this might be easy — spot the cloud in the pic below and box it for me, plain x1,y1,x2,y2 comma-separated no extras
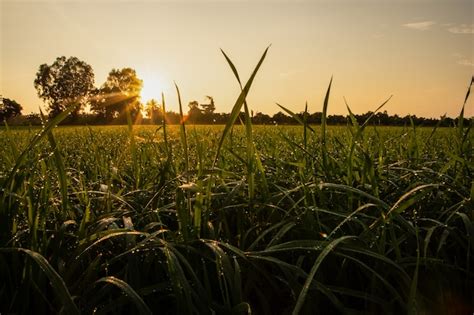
402,21,436,31
448,24,474,34
458,59,474,67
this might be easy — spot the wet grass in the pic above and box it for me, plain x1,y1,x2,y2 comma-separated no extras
0,51,472,314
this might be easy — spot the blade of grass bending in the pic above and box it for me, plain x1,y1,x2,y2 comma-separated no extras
162,246,193,315
96,276,152,315
276,103,315,133
220,49,243,88
0,248,80,315
360,96,392,130
220,47,271,201
76,230,147,259
335,252,406,308
292,236,355,315
387,184,438,216
213,46,270,167
316,183,390,210
369,184,438,230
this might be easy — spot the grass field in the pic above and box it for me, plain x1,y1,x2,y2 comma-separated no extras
0,52,472,314
0,118,472,314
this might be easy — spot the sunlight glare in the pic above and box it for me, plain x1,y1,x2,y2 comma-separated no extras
140,75,165,103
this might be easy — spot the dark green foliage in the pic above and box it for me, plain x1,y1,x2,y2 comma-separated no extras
34,56,95,119
0,97,23,121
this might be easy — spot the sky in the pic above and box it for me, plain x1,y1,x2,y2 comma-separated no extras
1,0,473,118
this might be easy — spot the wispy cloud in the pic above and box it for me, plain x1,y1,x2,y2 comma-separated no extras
451,53,474,67
448,24,474,34
402,21,435,31
457,59,474,67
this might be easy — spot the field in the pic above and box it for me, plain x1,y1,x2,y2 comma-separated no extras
1,52,473,314
0,113,473,314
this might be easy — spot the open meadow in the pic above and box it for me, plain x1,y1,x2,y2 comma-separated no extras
0,114,472,314
2,0,474,313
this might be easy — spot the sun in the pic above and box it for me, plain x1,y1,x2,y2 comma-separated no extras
140,76,165,104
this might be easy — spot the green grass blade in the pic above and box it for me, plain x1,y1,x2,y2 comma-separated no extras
0,248,80,315
96,276,152,315
213,46,270,167
175,83,189,177
292,236,355,315
321,77,333,173
276,103,315,132
40,110,69,216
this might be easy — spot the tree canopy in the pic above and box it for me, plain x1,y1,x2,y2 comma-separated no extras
0,97,23,121
91,68,143,122
34,56,95,118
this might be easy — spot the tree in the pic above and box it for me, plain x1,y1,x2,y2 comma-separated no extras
200,95,216,115
91,68,143,122
188,100,202,123
0,97,23,121
145,99,162,124
252,112,271,124
34,56,95,118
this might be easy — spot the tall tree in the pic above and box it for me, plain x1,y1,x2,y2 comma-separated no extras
34,56,95,118
145,99,162,124
200,95,216,115
0,97,23,121
92,68,143,122
187,100,202,124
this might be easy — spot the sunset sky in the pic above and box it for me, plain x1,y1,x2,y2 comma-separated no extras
1,0,473,118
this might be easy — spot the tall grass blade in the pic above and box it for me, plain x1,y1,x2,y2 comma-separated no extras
292,236,355,315
175,83,189,177
96,276,152,315
0,248,80,315
213,46,270,167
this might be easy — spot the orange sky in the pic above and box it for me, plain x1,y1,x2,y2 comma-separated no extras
1,0,473,118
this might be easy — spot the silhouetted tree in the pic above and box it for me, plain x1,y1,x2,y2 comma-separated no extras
0,97,23,121
272,111,293,124
92,68,143,123
252,112,271,124
188,100,202,123
34,56,95,118
200,96,216,115
145,99,162,124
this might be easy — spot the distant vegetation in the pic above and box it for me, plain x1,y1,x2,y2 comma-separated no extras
1,55,472,127
2,97,472,128
0,97,22,121
0,48,472,314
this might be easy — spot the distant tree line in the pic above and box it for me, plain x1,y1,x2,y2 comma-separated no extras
1,55,471,127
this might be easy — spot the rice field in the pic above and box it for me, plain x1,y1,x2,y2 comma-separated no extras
0,52,472,314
